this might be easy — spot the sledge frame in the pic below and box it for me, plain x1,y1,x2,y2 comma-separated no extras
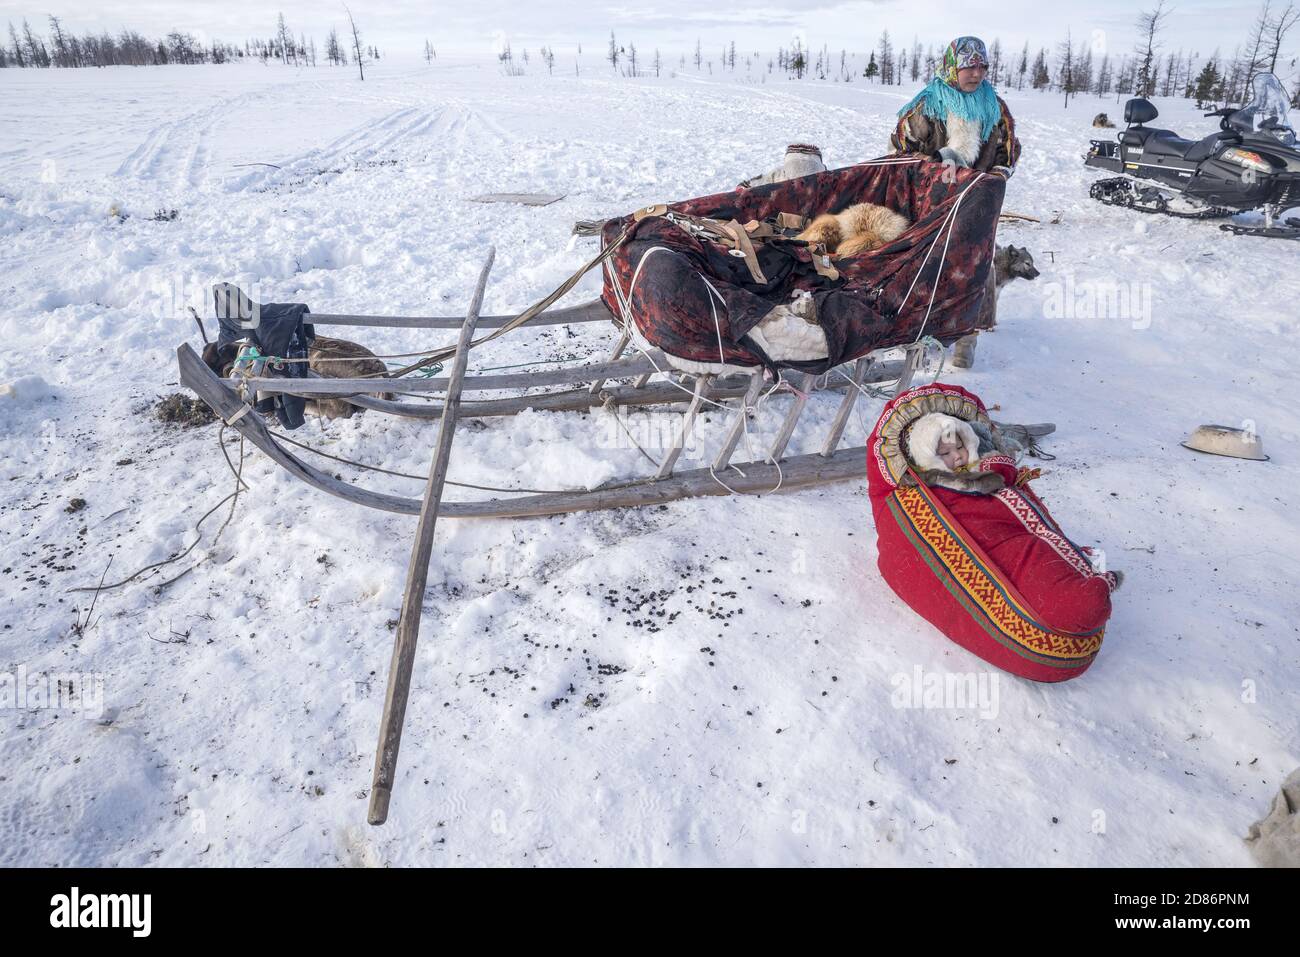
178,290,926,519
177,338,913,518
175,260,952,828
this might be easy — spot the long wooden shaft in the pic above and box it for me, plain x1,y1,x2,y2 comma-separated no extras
368,248,495,826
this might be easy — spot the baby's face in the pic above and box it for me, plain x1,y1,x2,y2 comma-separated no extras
937,435,968,470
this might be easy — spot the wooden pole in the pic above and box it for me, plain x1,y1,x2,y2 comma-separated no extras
367,248,495,826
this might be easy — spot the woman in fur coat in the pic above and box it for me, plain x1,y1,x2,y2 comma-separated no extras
891,36,1021,177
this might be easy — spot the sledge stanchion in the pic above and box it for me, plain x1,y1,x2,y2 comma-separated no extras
368,247,494,827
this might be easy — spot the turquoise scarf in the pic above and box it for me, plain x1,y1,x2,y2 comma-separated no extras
898,77,1002,141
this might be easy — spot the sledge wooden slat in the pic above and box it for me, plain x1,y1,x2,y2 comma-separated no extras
768,372,813,462
894,342,925,396
820,356,872,458
343,376,752,418
589,328,630,395
368,247,495,827
337,360,904,419
656,374,710,480
307,298,611,329
712,371,766,472
237,352,666,394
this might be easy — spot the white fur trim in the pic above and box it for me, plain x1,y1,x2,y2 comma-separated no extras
627,320,751,376
944,114,984,167
906,413,980,472
749,297,829,362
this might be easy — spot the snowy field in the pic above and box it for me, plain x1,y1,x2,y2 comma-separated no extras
1,58,1297,867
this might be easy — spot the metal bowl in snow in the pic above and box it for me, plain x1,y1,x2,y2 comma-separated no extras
1181,424,1269,461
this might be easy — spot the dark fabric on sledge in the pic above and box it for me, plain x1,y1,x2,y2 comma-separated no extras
214,294,316,431
599,159,1005,374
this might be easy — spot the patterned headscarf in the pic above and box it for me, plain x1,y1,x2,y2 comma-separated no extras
898,35,1000,141
941,36,989,88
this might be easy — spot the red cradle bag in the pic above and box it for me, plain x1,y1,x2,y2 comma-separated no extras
867,384,1117,682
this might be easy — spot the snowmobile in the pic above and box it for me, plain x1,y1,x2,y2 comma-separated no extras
1085,73,1300,239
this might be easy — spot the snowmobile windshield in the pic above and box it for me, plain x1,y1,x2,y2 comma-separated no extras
1230,74,1296,147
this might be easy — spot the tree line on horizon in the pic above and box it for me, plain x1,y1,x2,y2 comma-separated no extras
0,12,387,72
6,3,1298,109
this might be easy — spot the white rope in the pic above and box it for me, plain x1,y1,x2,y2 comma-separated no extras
609,252,795,494
911,173,985,344
610,246,740,413
892,172,986,329
699,273,730,367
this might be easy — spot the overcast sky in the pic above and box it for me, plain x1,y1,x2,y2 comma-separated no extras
0,1,1282,66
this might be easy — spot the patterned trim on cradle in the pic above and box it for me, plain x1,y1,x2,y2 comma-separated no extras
888,486,1104,667
871,386,990,488
993,487,1098,580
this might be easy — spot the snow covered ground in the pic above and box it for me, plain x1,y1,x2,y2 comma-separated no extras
2,58,1297,867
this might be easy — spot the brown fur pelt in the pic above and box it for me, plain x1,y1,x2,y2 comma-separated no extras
796,202,911,258
200,336,394,420
905,467,1006,494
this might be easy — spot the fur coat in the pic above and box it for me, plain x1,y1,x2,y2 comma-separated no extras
890,96,1021,174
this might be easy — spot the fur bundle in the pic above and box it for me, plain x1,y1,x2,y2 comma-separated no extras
201,335,393,420
796,202,911,258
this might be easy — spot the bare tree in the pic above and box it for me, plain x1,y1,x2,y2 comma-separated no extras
48,15,74,67
21,18,49,67
1058,29,1078,106
877,30,894,85
344,5,364,80
9,22,25,68
1135,0,1171,96
1266,1,1300,73
275,12,293,64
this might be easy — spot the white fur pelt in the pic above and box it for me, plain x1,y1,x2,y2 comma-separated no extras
906,412,980,472
749,291,828,361
940,114,984,167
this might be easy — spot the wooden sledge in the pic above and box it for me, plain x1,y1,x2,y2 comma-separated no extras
178,249,936,826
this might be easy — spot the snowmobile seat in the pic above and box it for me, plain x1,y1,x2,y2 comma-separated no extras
1144,131,1198,160
1183,131,1240,163
1123,97,1159,125
1120,129,1148,147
